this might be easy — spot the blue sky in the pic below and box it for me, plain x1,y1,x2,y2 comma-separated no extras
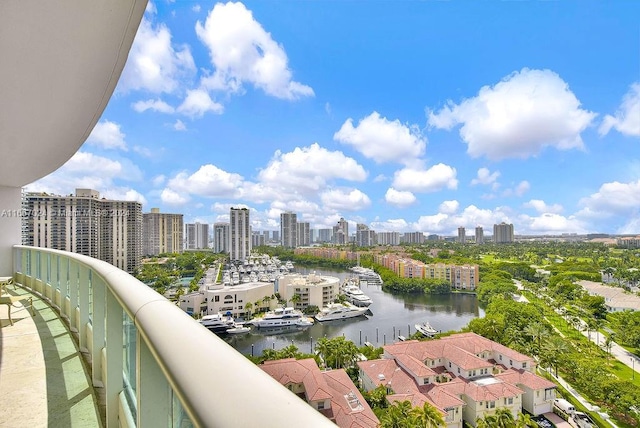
29,1,640,236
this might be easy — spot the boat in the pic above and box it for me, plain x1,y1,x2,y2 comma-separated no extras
351,266,383,286
296,317,314,327
199,313,235,334
415,321,438,337
251,307,307,328
342,284,373,307
226,323,251,334
284,261,294,270
314,303,369,322
397,335,406,341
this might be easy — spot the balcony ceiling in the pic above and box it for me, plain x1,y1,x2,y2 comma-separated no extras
0,0,147,188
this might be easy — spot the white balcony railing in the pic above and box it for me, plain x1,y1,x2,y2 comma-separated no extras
13,245,332,428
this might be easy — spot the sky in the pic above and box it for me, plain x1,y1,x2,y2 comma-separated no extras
27,1,640,236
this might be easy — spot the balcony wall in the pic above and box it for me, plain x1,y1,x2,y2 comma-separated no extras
13,245,332,427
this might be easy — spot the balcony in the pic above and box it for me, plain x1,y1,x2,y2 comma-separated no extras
1,245,331,427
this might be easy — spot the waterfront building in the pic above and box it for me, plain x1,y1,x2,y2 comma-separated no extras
493,222,514,243
280,211,297,248
294,247,358,262
401,231,425,244
358,333,556,428
317,228,332,243
356,224,376,247
185,222,209,250
262,358,379,428
377,231,400,246
297,221,311,247
475,226,484,244
143,208,183,256
213,222,230,253
278,272,340,310
230,207,251,261
23,189,142,273
458,226,466,244
333,217,349,245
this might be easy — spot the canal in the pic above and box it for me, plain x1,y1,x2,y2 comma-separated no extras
222,267,484,356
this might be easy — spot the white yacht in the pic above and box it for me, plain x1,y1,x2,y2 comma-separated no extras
226,323,251,335
314,303,369,322
251,307,308,328
199,313,235,334
342,284,373,307
415,321,438,337
351,266,383,286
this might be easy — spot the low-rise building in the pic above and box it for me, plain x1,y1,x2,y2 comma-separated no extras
261,358,379,428
277,273,341,310
358,332,556,428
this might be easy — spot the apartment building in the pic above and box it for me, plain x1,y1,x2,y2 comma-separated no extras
278,273,340,311
356,224,376,247
185,222,209,250
143,208,183,256
377,231,400,246
458,227,466,244
401,232,425,244
280,211,297,248
23,188,142,273
261,358,378,428
475,226,484,244
317,228,332,243
493,222,514,243
358,333,556,428
297,221,311,247
333,217,349,245
213,222,230,254
230,207,251,261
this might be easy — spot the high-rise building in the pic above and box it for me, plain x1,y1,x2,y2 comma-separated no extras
143,208,183,256
401,232,425,244
475,226,484,244
271,230,280,243
332,217,349,245
356,224,376,247
22,189,142,273
317,228,332,243
230,208,251,261
377,231,400,246
185,222,209,249
493,222,514,243
213,222,230,253
280,211,297,248
297,222,310,247
252,231,266,247
457,226,466,244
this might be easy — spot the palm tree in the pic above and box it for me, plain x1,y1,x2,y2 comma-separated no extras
244,302,253,318
524,322,548,356
290,293,301,309
380,401,416,428
516,412,537,428
493,408,515,428
411,402,445,428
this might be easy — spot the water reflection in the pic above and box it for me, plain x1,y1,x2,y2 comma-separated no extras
223,267,483,356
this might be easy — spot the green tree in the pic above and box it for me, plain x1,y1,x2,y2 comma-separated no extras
411,402,445,427
380,401,416,428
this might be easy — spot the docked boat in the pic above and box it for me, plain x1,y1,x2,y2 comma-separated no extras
226,323,251,334
351,266,383,286
284,261,294,270
342,284,373,307
315,303,369,322
199,313,235,334
251,307,308,328
415,321,438,337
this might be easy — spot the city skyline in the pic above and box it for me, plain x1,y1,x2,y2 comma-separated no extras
25,1,640,236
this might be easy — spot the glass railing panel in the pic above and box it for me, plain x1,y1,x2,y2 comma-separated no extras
123,312,137,421
172,390,194,428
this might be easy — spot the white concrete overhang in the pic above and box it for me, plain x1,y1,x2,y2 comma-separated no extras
0,0,148,187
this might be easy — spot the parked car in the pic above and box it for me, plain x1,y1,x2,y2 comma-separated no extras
573,411,596,428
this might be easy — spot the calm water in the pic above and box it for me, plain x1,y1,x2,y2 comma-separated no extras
222,267,483,356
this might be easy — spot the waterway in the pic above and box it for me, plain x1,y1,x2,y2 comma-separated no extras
222,267,483,356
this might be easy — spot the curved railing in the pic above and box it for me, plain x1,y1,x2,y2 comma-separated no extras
13,245,332,427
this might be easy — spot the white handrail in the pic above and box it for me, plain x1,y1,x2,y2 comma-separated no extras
13,245,332,428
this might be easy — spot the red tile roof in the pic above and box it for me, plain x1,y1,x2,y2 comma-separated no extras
495,369,556,390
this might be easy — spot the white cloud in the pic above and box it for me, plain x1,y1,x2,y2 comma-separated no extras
258,143,367,195
515,181,530,196
392,163,458,193
471,167,500,186
439,200,459,214
166,164,244,199
334,112,426,164
173,119,187,131
196,2,313,100
370,218,410,232
102,188,147,205
579,180,640,216
523,199,563,214
87,120,127,150
428,68,596,160
385,188,416,207
119,16,195,94
320,188,371,211
599,83,640,137
132,145,154,158
161,188,190,205
177,89,224,117
132,98,175,113
519,213,587,234
152,175,166,186
192,4,201,13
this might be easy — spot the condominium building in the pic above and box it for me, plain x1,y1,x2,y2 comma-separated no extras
401,231,425,244
493,222,514,243
297,221,310,247
278,273,340,310
475,226,484,244
213,222,230,254
332,217,348,245
358,333,556,428
230,207,251,261
185,222,209,250
377,231,400,246
280,211,297,248
22,189,142,273
356,223,376,247
143,208,183,256
252,231,266,247
458,226,466,244
317,228,332,243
